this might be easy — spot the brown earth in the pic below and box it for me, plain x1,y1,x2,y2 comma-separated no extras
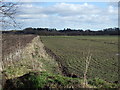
2,34,37,58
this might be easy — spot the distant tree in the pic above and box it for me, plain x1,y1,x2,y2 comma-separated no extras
66,28,71,31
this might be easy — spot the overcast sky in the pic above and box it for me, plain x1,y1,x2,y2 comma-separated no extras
12,2,118,30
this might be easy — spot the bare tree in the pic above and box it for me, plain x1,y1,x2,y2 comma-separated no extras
0,0,19,28
83,50,92,88
0,0,20,89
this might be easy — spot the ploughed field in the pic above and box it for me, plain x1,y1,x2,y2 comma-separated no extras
41,36,118,82
2,34,37,68
2,34,36,57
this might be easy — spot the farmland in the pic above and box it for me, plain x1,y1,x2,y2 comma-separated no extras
2,34,37,58
2,34,119,89
2,34,60,79
41,36,118,82
2,34,37,68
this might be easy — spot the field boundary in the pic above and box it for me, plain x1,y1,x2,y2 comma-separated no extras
40,37,79,78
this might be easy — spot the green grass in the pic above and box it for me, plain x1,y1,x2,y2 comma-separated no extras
4,71,83,89
41,36,118,82
4,71,119,89
88,78,119,88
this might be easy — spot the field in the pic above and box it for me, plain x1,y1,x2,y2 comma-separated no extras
2,34,36,57
2,34,61,79
41,36,118,82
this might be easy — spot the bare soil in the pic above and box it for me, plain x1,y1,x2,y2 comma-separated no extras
2,34,37,59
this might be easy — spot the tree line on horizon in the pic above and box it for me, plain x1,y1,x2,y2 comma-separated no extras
2,27,120,35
